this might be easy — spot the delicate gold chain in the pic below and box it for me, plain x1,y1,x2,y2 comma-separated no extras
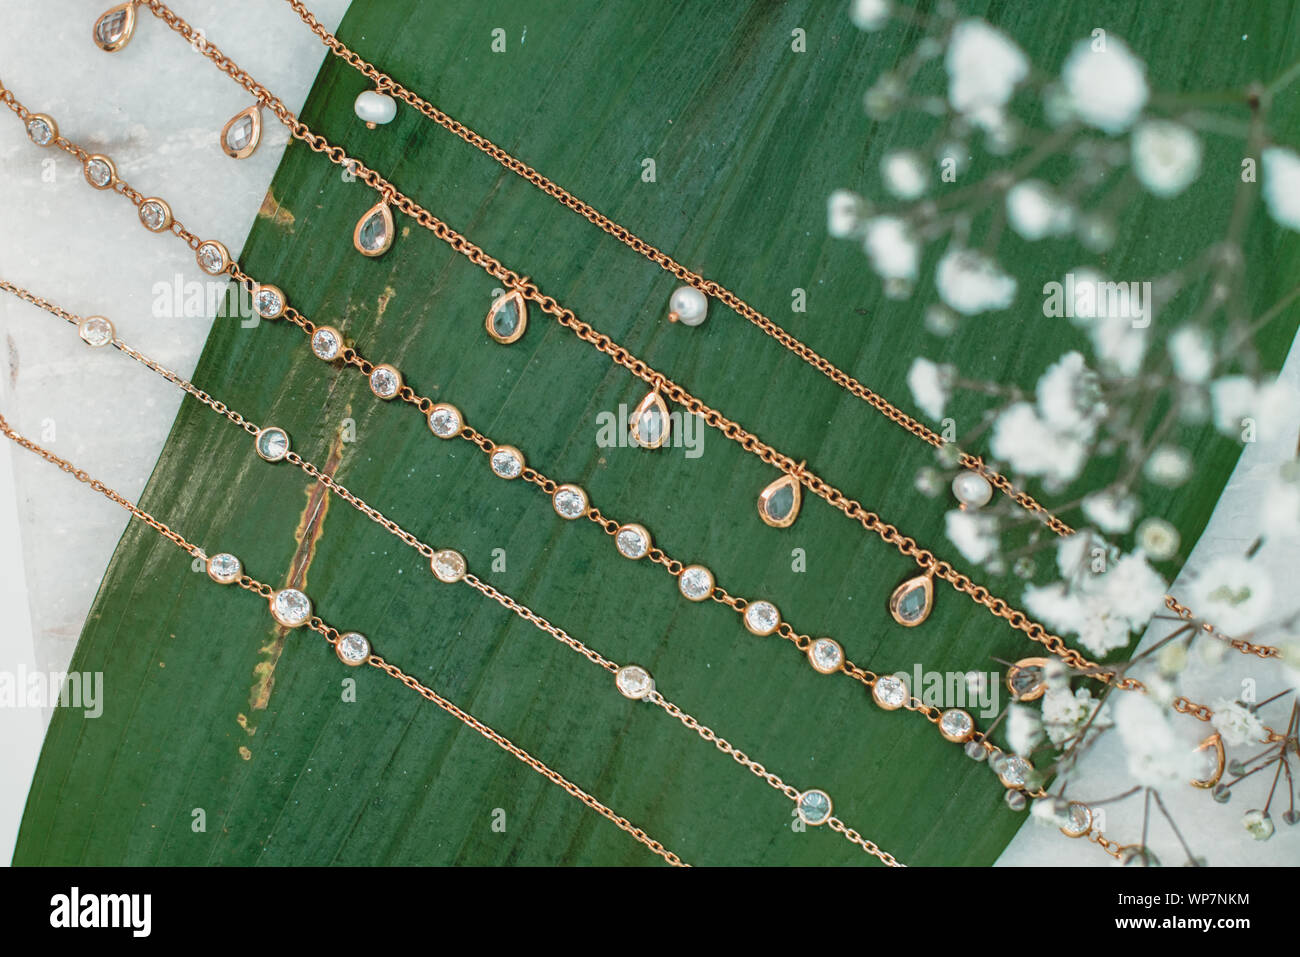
279,0,1070,533
2,281,902,866
273,1,1286,665
0,407,687,867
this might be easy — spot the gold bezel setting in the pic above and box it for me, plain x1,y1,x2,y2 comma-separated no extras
796,789,833,826
83,153,117,190
196,240,231,276
270,588,313,628
138,197,173,233
614,523,651,560
205,553,243,585
92,3,137,52
353,200,395,257
336,632,372,666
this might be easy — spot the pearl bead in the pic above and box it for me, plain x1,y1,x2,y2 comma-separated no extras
951,471,993,508
354,90,397,126
668,285,708,326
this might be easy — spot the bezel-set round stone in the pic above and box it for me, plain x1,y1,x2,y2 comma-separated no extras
489,446,524,479
255,426,290,462
678,565,714,602
615,664,655,700
310,326,343,361
939,708,976,743
743,600,780,636
614,523,651,560
83,154,116,190
1060,802,1092,838
138,197,173,232
552,484,588,520
427,403,463,439
26,113,56,146
336,632,371,666
270,588,312,627
796,789,833,826
996,754,1033,789
431,548,467,583
369,364,402,399
252,284,286,320
196,240,231,276
871,674,909,711
206,552,242,585
807,638,844,674
77,315,115,348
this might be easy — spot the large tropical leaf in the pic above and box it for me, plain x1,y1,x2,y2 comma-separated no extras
15,0,1300,866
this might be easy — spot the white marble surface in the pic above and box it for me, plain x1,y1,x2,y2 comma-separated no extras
0,0,350,864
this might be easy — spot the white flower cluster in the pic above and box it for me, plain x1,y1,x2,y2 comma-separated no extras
1023,533,1167,656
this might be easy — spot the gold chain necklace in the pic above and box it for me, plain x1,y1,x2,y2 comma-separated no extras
0,279,903,866
269,0,1279,664
0,410,686,866
68,9,1282,698
17,14,1271,727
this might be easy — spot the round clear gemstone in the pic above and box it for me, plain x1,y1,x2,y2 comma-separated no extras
77,316,114,347
552,485,587,520
428,405,462,438
431,549,467,583
85,157,112,187
490,447,523,479
139,200,168,231
615,665,654,700
253,286,284,318
271,588,312,627
1060,802,1092,837
336,632,371,666
311,328,341,361
940,709,975,742
256,427,290,462
996,754,1033,789
369,366,400,398
872,674,908,710
615,524,650,559
196,241,227,274
206,553,242,584
744,600,780,635
808,638,843,674
797,789,832,826
678,565,714,601
26,117,53,145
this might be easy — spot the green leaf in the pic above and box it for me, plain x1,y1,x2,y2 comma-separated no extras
15,0,1300,866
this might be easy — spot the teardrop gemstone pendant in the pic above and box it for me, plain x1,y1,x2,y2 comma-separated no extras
757,468,803,528
92,3,136,52
485,289,527,344
221,105,263,159
630,390,671,449
888,571,934,627
353,201,394,257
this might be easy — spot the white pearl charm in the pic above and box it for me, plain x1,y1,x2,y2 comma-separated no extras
668,285,708,327
952,470,994,509
354,90,397,127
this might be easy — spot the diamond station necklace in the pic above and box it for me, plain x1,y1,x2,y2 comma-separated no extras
0,278,903,865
